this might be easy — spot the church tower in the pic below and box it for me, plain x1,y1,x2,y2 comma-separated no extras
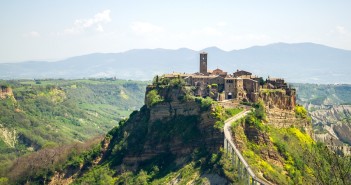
200,52,207,75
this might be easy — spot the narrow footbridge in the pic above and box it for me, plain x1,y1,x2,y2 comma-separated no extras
223,111,272,185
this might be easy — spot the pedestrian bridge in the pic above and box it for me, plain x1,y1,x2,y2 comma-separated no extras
223,111,272,185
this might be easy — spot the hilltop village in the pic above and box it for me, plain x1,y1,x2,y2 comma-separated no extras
156,52,296,103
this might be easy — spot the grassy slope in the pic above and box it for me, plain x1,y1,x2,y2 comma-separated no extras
230,104,351,185
0,79,147,174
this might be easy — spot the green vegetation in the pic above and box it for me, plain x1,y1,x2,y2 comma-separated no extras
152,75,185,88
252,100,266,121
64,101,241,184
293,83,351,105
212,105,243,129
195,97,214,111
68,146,241,184
231,102,351,185
211,83,218,88
169,77,186,87
146,89,163,107
0,79,147,176
7,137,102,184
225,107,243,117
295,105,308,119
260,88,285,95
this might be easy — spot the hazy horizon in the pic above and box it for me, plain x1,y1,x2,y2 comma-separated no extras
0,41,350,64
1,1,351,62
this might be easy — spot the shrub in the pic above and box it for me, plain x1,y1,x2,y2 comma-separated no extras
195,97,214,111
146,90,163,107
214,120,224,129
169,77,185,87
253,100,266,121
295,105,308,119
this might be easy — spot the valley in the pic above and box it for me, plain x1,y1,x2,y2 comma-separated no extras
0,79,147,175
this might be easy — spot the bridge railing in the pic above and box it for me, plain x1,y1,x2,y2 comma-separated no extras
223,112,272,185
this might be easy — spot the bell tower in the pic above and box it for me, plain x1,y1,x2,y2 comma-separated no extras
200,52,207,75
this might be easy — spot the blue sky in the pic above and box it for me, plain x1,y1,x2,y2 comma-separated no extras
1,0,350,62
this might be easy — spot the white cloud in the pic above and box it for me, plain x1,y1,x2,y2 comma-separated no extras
24,31,40,38
130,22,164,35
64,9,111,34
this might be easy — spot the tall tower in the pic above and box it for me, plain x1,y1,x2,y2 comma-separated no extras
200,52,208,75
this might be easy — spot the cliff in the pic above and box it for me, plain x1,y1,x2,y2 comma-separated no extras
103,85,223,171
259,89,296,110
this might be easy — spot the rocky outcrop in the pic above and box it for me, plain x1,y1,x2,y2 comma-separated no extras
0,86,13,99
260,89,296,110
119,103,223,169
149,101,200,122
266,108,310,129
259,89,312,134
105,86,224,171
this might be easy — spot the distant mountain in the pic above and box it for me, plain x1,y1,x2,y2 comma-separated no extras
1,42,351,84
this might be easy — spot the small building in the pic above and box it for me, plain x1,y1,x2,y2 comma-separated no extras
234,70,252,78
210,68,227,77
266,77,287,89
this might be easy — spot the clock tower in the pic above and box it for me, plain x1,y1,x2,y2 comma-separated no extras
200,52,208,75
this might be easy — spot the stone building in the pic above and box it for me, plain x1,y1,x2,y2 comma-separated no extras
266,77,287,89
199,52,208,75
158,52,293,103
233,70,252,78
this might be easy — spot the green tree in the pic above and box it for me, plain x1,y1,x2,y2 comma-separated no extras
146,89,163,107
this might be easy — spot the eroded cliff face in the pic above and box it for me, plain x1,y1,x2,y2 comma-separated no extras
259,89,311,132
259,90,296,110
149,101,200,123
265,108,311,130
105,86,223,171
308,105,351,146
